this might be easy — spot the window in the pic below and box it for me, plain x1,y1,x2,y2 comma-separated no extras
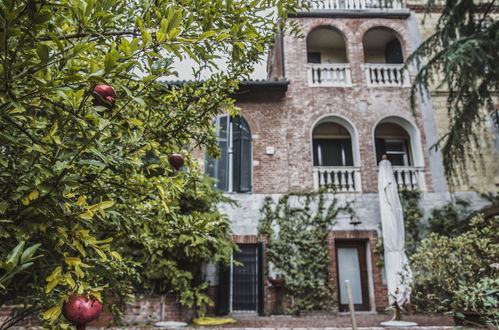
312,121,353,166
374,122,412,166
205,115,252,192
313,139,353,166
375,139,410,166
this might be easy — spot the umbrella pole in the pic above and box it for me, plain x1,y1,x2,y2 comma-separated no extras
395,304,401,321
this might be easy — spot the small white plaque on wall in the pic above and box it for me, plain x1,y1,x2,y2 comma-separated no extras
253,160,260,166
266,146,275,155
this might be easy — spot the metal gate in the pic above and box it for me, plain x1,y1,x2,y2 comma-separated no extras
232,244,258,311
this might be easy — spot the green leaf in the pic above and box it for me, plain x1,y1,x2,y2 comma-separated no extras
20,243,41,264
104,49,118,73
6,241,26,268
36,44,50,62
0,201,9,214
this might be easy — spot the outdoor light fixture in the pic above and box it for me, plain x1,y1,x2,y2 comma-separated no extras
349,217,361,226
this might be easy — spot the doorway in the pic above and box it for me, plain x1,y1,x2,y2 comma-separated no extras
217,243,264,314
336,240,370,311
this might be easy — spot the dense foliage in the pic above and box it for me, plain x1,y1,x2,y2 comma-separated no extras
0,0,300,326
407,0,499,180
258,192,353,314
410,215,499,326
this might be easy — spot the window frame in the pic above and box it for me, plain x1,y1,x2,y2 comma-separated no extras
206,115,252,193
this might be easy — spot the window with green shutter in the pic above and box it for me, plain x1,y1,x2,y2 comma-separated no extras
205,115,252,192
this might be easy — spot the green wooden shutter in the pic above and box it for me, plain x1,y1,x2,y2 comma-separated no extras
232,116,252,193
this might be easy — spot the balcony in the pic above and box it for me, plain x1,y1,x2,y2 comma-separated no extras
301,0,404,10
392,166,426,191
308,63,352,87
313,166,362,192
364,64,410,87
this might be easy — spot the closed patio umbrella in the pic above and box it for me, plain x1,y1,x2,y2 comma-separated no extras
378,158,413,312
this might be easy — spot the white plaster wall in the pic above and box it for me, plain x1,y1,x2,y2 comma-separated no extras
219,192,490,236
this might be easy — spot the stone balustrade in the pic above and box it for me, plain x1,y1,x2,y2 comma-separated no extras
307,63,352,87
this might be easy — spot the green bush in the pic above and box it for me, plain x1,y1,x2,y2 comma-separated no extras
411,214,498,325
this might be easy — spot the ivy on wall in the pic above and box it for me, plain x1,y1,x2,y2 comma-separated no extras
258,191,353,314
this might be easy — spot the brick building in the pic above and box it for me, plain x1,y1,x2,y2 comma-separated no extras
201,0,496,317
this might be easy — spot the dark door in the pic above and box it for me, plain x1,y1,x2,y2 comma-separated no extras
336,240,370,311
232,244,258,311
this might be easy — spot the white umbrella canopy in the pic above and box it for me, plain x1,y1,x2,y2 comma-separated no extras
378,159,413,308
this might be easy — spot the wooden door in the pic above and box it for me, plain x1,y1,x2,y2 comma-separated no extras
336,240,370,311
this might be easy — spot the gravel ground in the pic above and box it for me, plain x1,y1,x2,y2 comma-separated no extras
187,313,456,328
9,313,465,330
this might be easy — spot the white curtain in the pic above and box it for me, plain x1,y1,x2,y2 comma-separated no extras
378,159,412,308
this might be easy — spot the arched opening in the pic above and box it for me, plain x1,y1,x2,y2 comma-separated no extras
311,116,361,192
363,28,403,64
307,26,347,64
312,122,353,166
306,27,351,86
205,115,252,192
374,123,412,166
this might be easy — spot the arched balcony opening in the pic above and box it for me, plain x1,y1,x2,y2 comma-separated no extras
374,119,426,190
363,27,409,87
306,27,351,87
312,118,361,192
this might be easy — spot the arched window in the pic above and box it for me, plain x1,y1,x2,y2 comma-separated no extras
307,26,348,64
312,122,353,166
205,115,252,192
363,27,403,64
374,123,412,166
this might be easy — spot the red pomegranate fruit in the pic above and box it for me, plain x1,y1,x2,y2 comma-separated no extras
168,154,185,170
63,294,102,326
92,84,116,107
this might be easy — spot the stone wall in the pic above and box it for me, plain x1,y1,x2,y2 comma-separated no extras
405,5,499,192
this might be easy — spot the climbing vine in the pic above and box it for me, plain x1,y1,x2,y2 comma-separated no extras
399,188,425,256
258,191,354,314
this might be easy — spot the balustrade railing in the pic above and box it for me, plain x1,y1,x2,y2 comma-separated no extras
392,166,426,191
301,0,403,10
364,64,410,87
307,63,352,87
313,166,362,192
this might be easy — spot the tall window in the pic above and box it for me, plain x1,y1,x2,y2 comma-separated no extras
312,122,353,166
374,123,412,166
205,115,252,192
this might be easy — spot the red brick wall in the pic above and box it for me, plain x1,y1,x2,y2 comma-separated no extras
234,16,434,194
327,230,388,311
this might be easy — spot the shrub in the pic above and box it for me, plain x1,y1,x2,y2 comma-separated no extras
411,214,498,325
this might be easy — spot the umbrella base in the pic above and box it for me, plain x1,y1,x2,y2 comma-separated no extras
381,320,418,327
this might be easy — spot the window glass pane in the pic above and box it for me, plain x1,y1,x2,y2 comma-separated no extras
386,153,405,166
337,247,362,304
217,139,229,191
385,140,405,152
205,116,229,191
313,139,352,166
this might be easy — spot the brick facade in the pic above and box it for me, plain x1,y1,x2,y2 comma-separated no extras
239,16,435,194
